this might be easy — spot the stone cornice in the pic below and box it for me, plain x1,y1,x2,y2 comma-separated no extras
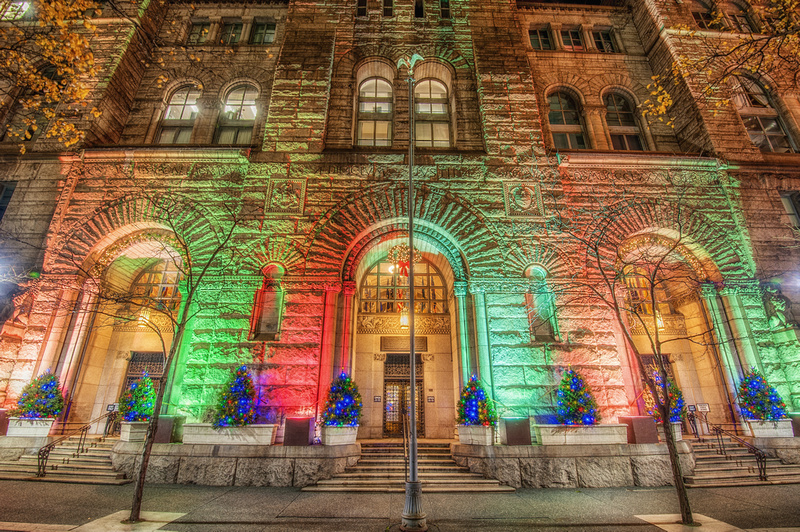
69,148,252,164
556,152,723,172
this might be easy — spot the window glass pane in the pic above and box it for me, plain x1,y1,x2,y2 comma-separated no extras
220,22,242,44
358,121,375,145
188,23,210,44
416,123,432,142
570,133,587,149
626,134,643,151
432,123,449,147
552,133,569,150
174,128,192,144
374,121,391,143
251,22,276,44
611,134,625,150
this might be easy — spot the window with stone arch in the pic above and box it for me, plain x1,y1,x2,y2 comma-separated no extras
131,260,182,314
216,83,258,145
692,0,724,29
524,265,559,342
415,79,450,148
604,91,646,151
357,77,393,147
547,90,588,150
731,76,796,153
158,85,201,145
359,258,447,314
727,2,756,32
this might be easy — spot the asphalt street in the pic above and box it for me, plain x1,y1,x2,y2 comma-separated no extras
0,481,799,531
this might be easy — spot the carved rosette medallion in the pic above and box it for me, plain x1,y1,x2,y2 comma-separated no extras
267,179,306,214
504,181,544,217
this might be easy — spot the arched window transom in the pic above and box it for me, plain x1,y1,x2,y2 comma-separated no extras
414,79,450,148
605,93,644,151
360,258,447,314
159,87,200,145
732,77,795,153
216,84,258,145
548,92,587,150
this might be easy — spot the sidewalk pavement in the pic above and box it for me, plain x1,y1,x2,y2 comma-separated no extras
0,481,799,531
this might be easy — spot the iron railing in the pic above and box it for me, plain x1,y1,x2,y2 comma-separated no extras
37,411,118,478
687,411,768,481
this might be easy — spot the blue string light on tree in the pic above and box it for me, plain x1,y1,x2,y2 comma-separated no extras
644,371,685,423
10,370,65,419
322,372,362,427
213,365,257,428
119,372,156,422
738,368,787,421
456,376,497,426
555,368,600,426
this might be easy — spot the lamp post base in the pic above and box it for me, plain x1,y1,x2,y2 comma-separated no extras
400,481,427,531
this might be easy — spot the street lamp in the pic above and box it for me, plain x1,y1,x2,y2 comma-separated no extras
397,53,427,532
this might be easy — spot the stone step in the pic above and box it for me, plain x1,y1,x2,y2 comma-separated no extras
302,483,515,493
0,471,131,485
356,459,457,466
315,478,506,487
18,455,113,465
0,463,125,478
347,465,469,474
694,459,785,470
334,471,486,480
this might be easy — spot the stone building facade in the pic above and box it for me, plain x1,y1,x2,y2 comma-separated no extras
0,0,798,440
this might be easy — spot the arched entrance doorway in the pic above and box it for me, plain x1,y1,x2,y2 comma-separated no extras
351,237,461,439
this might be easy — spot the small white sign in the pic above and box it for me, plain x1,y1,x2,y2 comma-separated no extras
696,403,710,412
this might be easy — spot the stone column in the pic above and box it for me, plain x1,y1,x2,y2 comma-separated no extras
161,280,190,415
335,281,357,375
316,283,341,412
584,105,607,150
470,283,493,394
454,281,471,386
700,283,744,401
58,285,99,409
718,283,763,373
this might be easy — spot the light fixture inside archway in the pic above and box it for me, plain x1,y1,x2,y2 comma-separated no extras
386,242,421,277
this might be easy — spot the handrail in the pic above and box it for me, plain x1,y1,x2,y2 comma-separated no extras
37,411,118,478
687,411,768,481
402,409,410,482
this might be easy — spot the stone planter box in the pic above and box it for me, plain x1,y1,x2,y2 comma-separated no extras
182,423,277,445
656,422,683,442
457,424,494,445
6,417,55,438
534,424,628,445
744,419,795,438
320,425,358,445
120,421,149,442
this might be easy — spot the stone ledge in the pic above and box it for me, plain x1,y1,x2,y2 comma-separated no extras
750,436,800,464
111,442,361,487
452,442,694,489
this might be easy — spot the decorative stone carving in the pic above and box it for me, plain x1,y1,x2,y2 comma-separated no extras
357,314,449,334
374,353,386,361
267,179,305,214
504,181,544,217
422,354,434,362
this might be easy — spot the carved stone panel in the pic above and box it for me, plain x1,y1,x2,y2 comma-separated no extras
267,179,306,214
504,181,544,217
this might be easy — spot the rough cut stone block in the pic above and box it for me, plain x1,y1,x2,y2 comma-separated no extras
520,458,578,488
576,457,634,488
535,424,628,445
485,457,522,488
145,455,180,484
177,457,237,486
235,458,294,486
630,455,673,486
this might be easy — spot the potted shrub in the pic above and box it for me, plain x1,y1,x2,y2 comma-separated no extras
182,365,277,445
6,371,65,438
645,372,686,442
535,368,626,445
456,376,497,445
738,368,793,438
320,372,362,445
118,373,155,442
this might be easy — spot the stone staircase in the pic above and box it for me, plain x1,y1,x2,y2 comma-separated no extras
684,436,800,487
302,441,514,493
0,435,130,485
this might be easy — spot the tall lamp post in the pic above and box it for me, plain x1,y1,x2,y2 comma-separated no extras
397,53,427,532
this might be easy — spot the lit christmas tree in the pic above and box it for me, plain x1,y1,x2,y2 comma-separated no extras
321,372,362,427
456,375,497,426
118,373,156,422
644,372,685,423
738,368,787,421
555,368,600,425
213,365,257,428
10,370,65,419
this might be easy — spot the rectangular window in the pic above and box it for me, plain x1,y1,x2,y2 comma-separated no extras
781,193,800,227
529,28,553,50
0,1,30,20
0,182,16,222
592,30,617,52
440,0,450,18
357,0,367,17
220,21,242,45
561,29,584,51
383,0,393,17
187,21,210,45
415,0,424,18
250,21,276,44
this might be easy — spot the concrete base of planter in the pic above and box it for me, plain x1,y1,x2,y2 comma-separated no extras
453,440,695,488
120,421,149,442
656,422,683,442
458,425,495,445
111,440,360,487
6,417,55,438
534,424,628,445
321,425,358,445
744,419,795,438
182,424,277,445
